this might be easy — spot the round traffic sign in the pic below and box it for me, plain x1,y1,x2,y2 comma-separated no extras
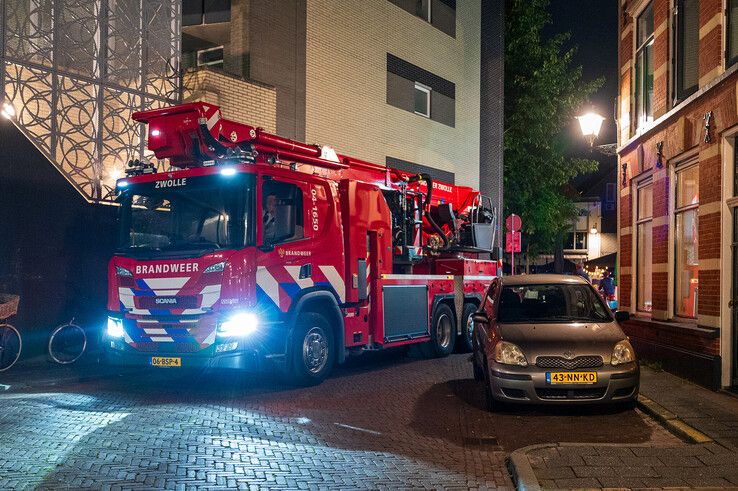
506,214,522,232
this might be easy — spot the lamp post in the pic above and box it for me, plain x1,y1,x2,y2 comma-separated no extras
576,112,606,147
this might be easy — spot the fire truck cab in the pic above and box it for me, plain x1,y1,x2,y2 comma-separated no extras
105,102,499,384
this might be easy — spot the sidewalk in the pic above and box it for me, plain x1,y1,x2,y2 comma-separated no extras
509,367,738,490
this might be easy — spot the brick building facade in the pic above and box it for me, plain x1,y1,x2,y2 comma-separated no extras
617,0,738,388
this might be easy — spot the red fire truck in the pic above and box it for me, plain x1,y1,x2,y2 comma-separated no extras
105,102,500,384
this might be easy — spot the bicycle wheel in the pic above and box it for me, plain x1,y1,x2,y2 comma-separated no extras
48,322,86,364
0,323,22,371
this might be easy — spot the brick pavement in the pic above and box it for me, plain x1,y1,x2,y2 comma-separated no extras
0,353,512,490
517,367,738,490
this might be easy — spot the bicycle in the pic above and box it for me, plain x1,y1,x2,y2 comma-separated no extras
0,294,21,371
48,318,87,365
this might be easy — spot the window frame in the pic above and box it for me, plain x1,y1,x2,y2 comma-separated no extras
417,0,432,22
673,0,700,104
413,82,431,118
728,0,738,68
196,46,224,68
635,178,654,312
673,162,699,318
634,2,655,131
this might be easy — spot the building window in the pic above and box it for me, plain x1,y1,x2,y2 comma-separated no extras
416,0,431,22
197,46,224,69
564,232,588,251
183,0,231,26
388,0,456,37
636,182,653,312
675,164,699,318
728,0,738,67
635,2,654,130
414,82,431,117
386,54,455,127
605,183,617,211
386,157,455,184
674,0,699,102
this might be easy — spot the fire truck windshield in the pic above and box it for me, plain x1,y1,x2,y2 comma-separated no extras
117,173,254,256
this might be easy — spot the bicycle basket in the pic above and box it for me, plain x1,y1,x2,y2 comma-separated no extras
0,294,20,320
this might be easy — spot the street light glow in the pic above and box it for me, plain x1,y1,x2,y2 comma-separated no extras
577,112,605,137
1,103,15,120
577,112,605,145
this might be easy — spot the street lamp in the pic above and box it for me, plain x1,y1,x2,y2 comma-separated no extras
577,112,605,147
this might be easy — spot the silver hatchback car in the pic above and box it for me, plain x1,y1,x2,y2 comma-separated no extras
471,274,639,410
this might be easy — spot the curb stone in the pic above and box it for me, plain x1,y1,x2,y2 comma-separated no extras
507,443,551,491
636,394,712,444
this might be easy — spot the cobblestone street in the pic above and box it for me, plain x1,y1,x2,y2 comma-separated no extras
0,353,674,490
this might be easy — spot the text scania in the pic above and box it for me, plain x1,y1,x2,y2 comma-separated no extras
135,263,199,274
155,178,187,188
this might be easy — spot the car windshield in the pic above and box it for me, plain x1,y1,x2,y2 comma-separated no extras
117,173,254,255
498,283,612,323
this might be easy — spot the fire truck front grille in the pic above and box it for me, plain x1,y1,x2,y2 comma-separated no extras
133,342,203,353
536,355,603,370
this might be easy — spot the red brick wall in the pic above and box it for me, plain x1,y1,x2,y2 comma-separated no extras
617,0,738,368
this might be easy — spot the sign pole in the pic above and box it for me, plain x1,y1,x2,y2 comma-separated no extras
511,236,515,276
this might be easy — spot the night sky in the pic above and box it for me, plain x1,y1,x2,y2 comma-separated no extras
546,0,619,147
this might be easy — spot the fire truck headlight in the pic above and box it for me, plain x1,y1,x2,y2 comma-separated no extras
218,312,259,337
107,317,125,338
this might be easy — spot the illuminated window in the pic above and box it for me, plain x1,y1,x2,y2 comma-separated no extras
635,3,654,130
675,164,699,318
636,182,653,312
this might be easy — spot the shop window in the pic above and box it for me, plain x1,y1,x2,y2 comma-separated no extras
635,2,654,130
675,165,699,318
636,182,653,312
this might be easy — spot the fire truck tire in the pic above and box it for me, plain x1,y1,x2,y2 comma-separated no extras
290,312,335,385
458,303,477,353
423,303,456,358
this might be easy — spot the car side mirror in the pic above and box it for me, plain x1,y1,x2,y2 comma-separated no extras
472,312,489,324
614,310,630,322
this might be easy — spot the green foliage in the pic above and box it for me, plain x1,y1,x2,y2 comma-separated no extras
504,0,603,256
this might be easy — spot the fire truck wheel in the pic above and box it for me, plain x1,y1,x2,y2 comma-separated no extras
423,303,456,358
458,303,477,353
290,312,334,385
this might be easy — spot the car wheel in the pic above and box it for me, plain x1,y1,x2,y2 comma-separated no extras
458,303,477,353
290,313,334,386
422,303,456,358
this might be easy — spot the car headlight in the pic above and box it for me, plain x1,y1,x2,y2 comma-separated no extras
494,341,528,366
217,312,259,337
115,265,133,277
204,261,226,273
107,317,125,338
611,339,636,365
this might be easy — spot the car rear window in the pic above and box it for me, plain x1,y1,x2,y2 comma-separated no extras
498,283,613,323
